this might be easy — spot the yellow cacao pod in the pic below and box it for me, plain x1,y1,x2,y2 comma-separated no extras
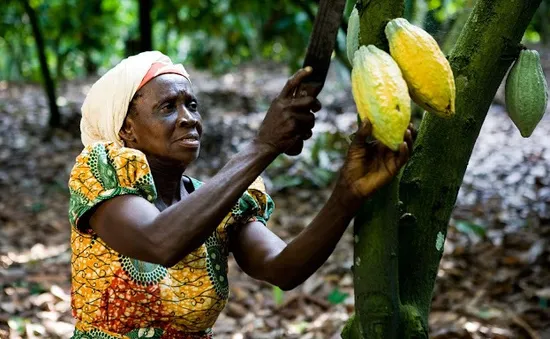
346,7,360,65
385,18,455,118
351,45,411,151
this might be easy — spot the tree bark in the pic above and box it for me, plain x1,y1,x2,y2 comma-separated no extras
343,0,542,337
343,1,404,338
398,0,542,329
352,181,401,338
20,0,61,128
139,0,153,51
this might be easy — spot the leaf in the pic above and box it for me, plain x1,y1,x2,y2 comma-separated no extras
30,202,46,213
310,167,334,187
8,316,26,334
272,286,284,306
455,219,487,237
539,298,548,309
271,175,303,190
327,287,349,305
29,282,48,295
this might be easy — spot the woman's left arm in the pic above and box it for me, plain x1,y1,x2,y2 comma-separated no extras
230,120,415,290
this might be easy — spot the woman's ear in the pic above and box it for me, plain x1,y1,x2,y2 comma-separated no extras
119,117,136,145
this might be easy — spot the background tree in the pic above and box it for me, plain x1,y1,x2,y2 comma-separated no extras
139,0,153,52
19,0,60,128
342,0,543,338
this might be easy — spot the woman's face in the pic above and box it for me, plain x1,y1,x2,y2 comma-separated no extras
120,74,203,168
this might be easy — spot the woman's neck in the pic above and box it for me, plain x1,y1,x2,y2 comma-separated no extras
147,157,186,206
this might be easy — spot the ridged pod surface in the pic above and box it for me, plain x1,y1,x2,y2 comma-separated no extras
351,45,411,151
385,18,455,118
346,7,360,65
505,49,549,137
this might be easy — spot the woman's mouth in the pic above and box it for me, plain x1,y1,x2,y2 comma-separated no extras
175,135,200,148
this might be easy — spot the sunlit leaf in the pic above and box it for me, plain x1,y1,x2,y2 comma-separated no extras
455,219,487,237
327,288,349,305
272,286,284,306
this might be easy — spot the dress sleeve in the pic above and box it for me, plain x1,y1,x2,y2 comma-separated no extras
67,142,157,233
231,176,275,226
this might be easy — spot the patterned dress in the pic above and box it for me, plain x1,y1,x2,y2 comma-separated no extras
68,142,274,339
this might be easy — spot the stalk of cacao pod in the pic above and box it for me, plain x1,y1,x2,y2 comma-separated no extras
505,49,549,138
351,45,411,151
385,18,455,118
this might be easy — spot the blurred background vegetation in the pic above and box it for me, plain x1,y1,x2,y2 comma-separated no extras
1,0,548,81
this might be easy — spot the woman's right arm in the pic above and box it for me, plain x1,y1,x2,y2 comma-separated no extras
87,67,321,267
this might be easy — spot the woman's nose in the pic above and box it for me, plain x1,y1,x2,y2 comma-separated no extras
176,107,198,127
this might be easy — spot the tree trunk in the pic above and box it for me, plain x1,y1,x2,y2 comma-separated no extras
343,0,542,337
20,0,61,128
343,1,404,337
139,0,153,51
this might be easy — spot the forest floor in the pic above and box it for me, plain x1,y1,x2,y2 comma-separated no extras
0,56,549,339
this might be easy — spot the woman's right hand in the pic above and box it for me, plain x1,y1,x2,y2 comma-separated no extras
255,67,322,156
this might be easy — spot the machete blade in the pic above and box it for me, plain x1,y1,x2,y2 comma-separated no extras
300,0,348,97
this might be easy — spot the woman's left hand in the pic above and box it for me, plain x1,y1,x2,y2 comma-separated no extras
337,119,416,201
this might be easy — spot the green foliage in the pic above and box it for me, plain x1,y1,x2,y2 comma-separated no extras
272,286,285,306
0,0,316,80
404,0,548,48
1,0,131,81
404,0,476,44
455,219,487,238
7,317,26,335
0,0,547,81
327,287,349,305
524,0,550,45
153,0,313,73
0,0,34,80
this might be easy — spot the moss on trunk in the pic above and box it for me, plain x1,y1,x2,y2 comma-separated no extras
344,1,405,338
398,0,542,324
356,0,404,51
353,181,401,338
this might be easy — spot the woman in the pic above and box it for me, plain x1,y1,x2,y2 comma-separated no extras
68,51,413,338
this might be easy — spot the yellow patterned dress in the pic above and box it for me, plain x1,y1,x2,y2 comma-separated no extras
68,142,274,339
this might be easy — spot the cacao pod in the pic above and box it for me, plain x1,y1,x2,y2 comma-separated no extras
351,45,411,151
385,18,455,118
346,7,360,65
505,49,549,138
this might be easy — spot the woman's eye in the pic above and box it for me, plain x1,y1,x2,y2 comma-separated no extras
161,102,176,112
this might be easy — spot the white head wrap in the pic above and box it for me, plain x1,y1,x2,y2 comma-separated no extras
80,51,189,147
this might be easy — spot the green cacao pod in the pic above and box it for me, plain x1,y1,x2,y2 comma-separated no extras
505,49,549,138
351,45,411,151
346,7,360,65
